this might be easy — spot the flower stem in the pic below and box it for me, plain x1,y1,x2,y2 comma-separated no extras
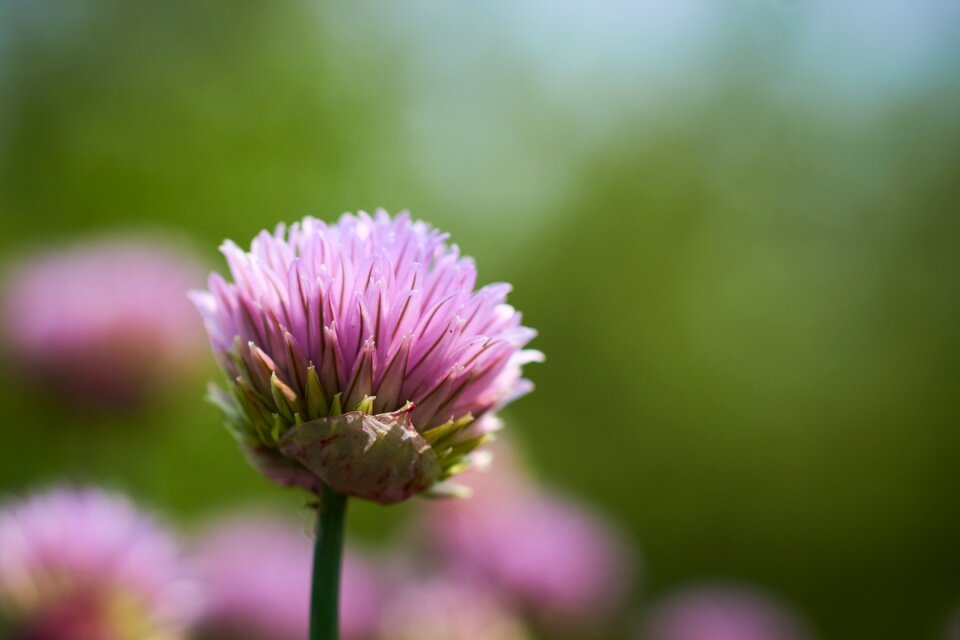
310,485,348,640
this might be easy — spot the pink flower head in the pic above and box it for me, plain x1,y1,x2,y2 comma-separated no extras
1,236,206,408
641,584,811,640
426,441,634,630
0,487,199,640
378,577,528,640
191,210,541,504
192,515,383,640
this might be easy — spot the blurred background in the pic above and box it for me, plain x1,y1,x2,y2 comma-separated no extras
1,1,959,638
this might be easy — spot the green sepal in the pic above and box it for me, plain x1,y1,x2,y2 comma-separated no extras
353,395,376,414
437,432,494,464
270,372,299,422
271,413,286,443
422,413,474,449
305,364,329,419
329,392,342,416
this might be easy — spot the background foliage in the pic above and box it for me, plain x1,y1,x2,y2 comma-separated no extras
1,2,959,638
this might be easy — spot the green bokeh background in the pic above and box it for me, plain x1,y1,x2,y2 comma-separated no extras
1,2,959,638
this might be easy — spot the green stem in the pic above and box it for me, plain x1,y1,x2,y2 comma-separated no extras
310,485,348,640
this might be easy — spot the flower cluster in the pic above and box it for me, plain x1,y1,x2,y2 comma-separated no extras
0,474,815,640
192,211,541,503
0,214,821,640
190,514,530,640
187,439,636,640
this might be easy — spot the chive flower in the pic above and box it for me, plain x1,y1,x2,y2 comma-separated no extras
192,515,383,640
0,487,198,640
191,210,541,505
426,440,634,633
1,236,206,408
377,578,528,640
641,585,811,640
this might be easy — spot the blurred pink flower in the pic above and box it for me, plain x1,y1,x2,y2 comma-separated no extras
0,487,199,640
1,236,206,407
641,584,811,640
192,515,383,640
377,577,528,640
426,441,634,631
191,210,541,503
